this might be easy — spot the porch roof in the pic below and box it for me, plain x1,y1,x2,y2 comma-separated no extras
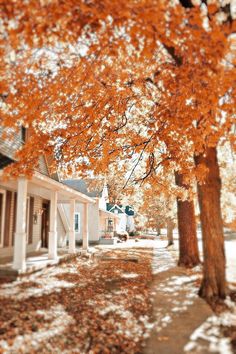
0,170,95,204
99,208,119,218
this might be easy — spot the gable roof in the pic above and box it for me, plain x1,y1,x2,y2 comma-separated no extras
0,127,22,161
63,179,103,198
107,203,125,214
107,203,135,216
0,126,61,182
125,206,135,216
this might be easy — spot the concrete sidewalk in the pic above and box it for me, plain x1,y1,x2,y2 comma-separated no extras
144,266,213,354
143,240,236,354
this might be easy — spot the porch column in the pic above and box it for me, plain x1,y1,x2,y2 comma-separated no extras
114,217,117,234
83,202,89,250
48,190,58,260
95,198,100,241
68,199,76,253
13,177,28,271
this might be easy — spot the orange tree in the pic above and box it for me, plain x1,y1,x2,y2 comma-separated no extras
107,3,236,301
0,0,236,301
138,182,177,246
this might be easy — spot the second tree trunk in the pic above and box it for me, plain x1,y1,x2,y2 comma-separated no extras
175,172,200,268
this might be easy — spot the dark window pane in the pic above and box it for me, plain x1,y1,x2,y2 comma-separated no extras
21,126,27,142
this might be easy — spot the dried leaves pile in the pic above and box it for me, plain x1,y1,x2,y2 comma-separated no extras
0,248,153,353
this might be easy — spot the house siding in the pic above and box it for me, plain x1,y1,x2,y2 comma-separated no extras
0,190,44,257
0,127,22,160
88,202,100,242
63,201,100,244
0,188,68,258
0,126,53,180
37,156,50,177
0,187,15,257
30,196,43,251
57,212,67,247
74,203,84,242
75,202,99,243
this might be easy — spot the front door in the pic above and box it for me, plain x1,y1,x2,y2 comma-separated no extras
41,201,50,248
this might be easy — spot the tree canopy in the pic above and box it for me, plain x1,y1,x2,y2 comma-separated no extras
0,0,235,190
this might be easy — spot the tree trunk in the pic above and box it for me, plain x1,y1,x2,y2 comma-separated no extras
175,172,200,268
156,227,161,236
167,218,174,247
194,147,226,301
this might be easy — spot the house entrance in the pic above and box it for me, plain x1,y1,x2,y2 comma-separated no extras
41,201,50,248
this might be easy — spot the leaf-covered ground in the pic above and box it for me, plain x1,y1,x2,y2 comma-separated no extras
1,239,236,354
0,247,154,354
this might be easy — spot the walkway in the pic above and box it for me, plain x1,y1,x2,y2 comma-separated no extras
0,239,235,353
144,239,236,354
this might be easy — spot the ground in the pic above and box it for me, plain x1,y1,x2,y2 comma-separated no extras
0,238,236,354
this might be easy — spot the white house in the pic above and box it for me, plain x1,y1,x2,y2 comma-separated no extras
106,204,135,234
0,127,95,275
62,179,119,244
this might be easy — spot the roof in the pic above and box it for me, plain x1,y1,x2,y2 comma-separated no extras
63,179,103,198
107,203,125,214
125,206,135,216
0,170,95,204
0,127,22,161
107,203,135,216
99,209,119,218
0,126,57,180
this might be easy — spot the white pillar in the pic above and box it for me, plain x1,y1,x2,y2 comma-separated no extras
48,190,58,260
114,217,117,234
68,199,76,253
83,202,89,250
95,198,100,241
13,177,28,271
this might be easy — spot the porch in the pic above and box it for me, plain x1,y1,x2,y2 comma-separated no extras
0,249,83,279
99,209,119,244
0,248,84,279
0,171,95,274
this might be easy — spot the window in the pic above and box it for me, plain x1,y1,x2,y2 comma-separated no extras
75,212,80,233
20,126,27,143
106,218,114,232
0,190,6,248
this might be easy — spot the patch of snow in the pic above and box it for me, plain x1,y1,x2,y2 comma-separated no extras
184,312,236,354
225,240,236,283
152,242,176,274
98,303,131,318
0,264,80,300
122,273,139,279
168,274,199,286
161,315,172,323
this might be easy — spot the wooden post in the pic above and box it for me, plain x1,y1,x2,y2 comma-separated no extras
48,190,58,260
13,177,28,271
83,203,89,250
68,199,76,253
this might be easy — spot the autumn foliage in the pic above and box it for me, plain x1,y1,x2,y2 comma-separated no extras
0,0,236,301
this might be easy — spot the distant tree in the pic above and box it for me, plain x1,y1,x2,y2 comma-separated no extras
138,183,177,247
